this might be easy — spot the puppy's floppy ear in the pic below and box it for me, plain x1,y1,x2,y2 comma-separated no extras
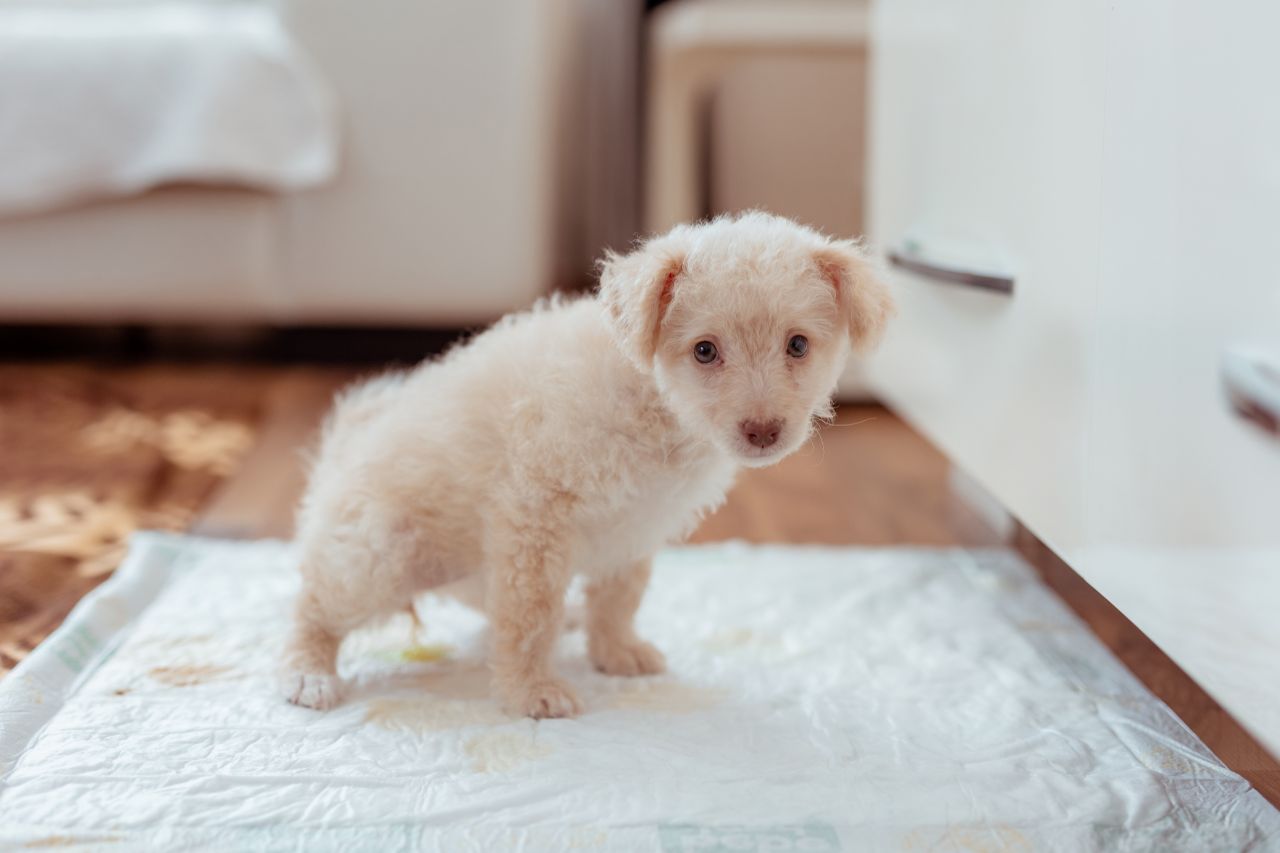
813,239,895,351
597,237,686,370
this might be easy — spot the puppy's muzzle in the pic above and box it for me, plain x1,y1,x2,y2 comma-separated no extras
741,418,782,449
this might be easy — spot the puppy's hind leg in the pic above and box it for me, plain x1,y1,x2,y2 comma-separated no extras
280,553,406,710
280,595,345,711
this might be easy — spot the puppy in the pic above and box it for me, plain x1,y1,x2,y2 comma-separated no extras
280,212,893,718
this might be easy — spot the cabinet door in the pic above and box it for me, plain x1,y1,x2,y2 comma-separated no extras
867,0,1107,550
1073,0,1280,757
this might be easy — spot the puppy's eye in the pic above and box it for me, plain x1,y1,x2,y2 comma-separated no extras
787,335,809,358
693,341,718,364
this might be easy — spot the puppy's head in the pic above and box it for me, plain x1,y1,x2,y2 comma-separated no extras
599,212,893,467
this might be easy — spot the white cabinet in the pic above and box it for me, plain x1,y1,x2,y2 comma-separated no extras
868,0,1107,548
1088,1,1280,549
869,0,1280,757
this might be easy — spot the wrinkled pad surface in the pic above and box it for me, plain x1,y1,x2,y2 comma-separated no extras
1,534,1277,851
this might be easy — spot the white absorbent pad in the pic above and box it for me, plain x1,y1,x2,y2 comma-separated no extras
1,534,1277,851
0,4,337,217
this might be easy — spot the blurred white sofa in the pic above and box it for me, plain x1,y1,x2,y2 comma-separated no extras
0,0,623,326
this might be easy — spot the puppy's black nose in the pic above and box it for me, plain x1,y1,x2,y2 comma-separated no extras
741,419,782,449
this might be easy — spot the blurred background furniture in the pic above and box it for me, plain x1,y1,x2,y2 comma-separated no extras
0,0,640,326
644,0,867,235
0,4,337,220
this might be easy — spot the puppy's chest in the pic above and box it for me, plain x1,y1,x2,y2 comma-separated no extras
574,455,736,573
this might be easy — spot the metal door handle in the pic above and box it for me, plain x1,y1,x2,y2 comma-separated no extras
1222,345,1280,439
887,245,1015,294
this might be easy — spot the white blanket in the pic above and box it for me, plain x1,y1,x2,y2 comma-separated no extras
0,4,337,216
0,535,1276,851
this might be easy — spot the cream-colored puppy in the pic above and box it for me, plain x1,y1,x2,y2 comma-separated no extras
281,212,892,718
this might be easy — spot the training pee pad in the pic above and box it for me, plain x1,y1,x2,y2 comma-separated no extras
1,534,1277,851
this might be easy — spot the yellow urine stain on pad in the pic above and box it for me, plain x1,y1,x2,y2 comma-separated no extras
702,627,758,651
607,680,726,714
700,627,791,662
364,697,508,732
370,643,454,664
22,834,124,848
1146,744,1197,775
147,663,230,687
464,730,553,773
399,643,452,663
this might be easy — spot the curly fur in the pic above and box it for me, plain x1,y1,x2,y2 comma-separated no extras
280,212,893,718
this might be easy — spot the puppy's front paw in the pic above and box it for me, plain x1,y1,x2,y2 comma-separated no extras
280,670,343,710
590,637,666,677
505,678,583,719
